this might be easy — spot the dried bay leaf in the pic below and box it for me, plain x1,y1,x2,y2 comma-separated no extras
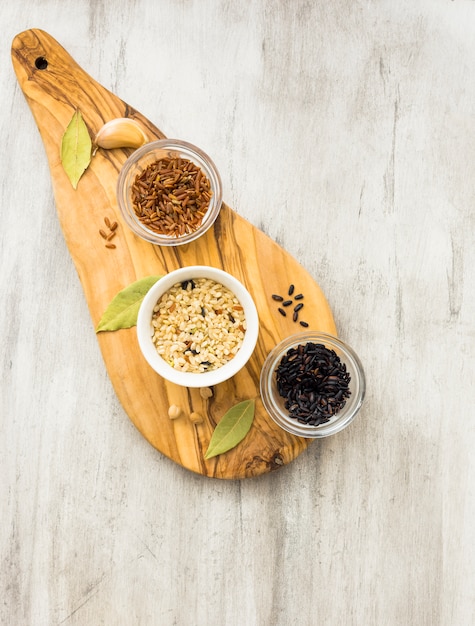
61,110,92,189
205,399,255,460
96,275,163,332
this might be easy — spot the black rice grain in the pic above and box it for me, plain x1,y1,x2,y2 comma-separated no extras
275,342,351,426
272,285,307,325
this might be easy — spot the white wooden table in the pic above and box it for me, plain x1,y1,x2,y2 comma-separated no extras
1,2,474,624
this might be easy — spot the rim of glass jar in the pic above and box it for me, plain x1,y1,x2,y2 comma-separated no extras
260,331,366,438
116,139,223,246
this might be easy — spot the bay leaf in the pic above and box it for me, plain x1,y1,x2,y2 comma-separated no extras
204,399,255,460
61,110,92,189
96,275,163,332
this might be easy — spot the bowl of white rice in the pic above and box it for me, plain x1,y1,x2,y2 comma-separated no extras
137,266,259,387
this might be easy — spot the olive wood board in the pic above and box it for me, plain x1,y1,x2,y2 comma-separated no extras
11,29,337,479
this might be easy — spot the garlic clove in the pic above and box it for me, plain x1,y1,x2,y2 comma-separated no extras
94,117,148,150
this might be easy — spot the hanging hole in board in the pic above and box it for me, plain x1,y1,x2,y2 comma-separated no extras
35,57,48,70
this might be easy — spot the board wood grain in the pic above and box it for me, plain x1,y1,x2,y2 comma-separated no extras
11,28,336,479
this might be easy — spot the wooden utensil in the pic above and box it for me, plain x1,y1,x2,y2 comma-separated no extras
11,29,336,479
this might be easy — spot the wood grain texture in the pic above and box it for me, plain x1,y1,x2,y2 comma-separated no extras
2,2,475,625
11,29,336,479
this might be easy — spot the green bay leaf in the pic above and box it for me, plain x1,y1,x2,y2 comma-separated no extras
205,399,255,460
61,110,92,189
96,275,163,333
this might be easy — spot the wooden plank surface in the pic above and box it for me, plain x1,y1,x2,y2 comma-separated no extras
2,1,475,625
11,28,336,479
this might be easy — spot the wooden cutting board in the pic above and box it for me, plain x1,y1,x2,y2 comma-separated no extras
11,29,337,479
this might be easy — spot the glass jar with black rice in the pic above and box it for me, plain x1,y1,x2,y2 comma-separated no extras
275,342,351,426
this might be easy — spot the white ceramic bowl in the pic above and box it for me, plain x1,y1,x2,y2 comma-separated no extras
137,266,259,387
